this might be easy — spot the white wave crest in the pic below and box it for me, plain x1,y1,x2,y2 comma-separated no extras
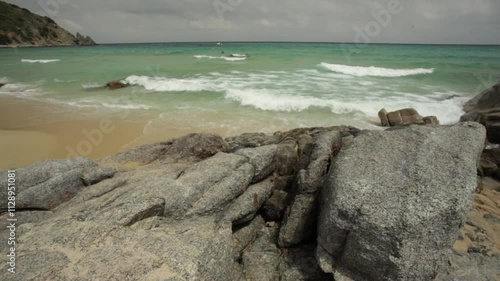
224,88,379,114
224,88,467,125
21,59,60,64
320,63,434,77
225,89,328,112
194,55,246,62
124,75,217,92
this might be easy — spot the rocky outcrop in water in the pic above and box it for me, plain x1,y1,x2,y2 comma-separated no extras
461,81,500,143
0,123,497,281
105,80,129,90
0,1,96,47
378,108,439,127
75,32,96,46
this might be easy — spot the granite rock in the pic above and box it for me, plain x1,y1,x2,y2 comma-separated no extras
317,122,486,281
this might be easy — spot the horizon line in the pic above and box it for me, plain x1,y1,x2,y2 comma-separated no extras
97,41,500,47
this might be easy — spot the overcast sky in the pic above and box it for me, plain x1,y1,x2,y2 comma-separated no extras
5,0,500,44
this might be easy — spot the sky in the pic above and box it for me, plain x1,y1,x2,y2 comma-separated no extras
5,0,500,44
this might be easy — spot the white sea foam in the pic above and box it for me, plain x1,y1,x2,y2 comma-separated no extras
82,83,104,90
21,59,60,64
124,75,218,92
224,88,467,125
194,55,246,61
122,67,467,126
0,82,45,98
319,63,434,77
225,89,326,112
0,77,8,83
224,88,385,115
49,99,152,110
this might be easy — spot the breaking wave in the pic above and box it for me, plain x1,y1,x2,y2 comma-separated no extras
194,55,246,62
21,59,60,64
122,70,466,125
319,63,434,77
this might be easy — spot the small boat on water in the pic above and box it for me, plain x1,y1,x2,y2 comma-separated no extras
229,53,249,58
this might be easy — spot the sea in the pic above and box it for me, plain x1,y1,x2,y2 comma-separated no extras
1,42,499,138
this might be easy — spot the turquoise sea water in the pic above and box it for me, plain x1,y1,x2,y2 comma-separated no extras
1,42,499,137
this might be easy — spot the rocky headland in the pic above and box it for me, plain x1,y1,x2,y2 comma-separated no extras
0,1,96,47
0,83,499,280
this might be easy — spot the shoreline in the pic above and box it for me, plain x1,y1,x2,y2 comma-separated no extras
0,96,157,169
0,93,381,169
1,120,497,280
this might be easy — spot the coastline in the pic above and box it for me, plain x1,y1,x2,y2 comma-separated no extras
1,120,497,280
0,83,498,280
0,94,376,169
0,96,153,169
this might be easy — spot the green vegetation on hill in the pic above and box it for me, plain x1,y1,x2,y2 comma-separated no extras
0,1,95,46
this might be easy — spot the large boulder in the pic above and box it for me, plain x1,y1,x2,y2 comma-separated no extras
379,108,439,127
384,108,424,126
317,122,486,281
460,81,500,143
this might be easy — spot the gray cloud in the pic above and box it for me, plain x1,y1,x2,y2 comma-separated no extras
5,0,500,44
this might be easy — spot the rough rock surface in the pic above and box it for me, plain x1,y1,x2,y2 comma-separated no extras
0,127,357,281
479,147,500,180
0,123,496,280
0,157,112,210
460,81,500,143
279,131,342,247
423,115,439,125
378,108,439,127
75,32,96,46
317,122,486,281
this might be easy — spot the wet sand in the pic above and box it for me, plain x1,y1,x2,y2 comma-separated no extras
0,94,342,169
0,96,165,169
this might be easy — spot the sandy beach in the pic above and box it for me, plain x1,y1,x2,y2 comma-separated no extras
0,94,299,169
0,96,161,169
0,94,283,168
